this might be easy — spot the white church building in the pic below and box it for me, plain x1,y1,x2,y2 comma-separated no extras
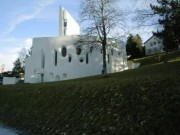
25,7,128,83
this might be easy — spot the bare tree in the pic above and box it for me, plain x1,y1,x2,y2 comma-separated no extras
78,0,124,76
0,64,5,74
130,0,160,36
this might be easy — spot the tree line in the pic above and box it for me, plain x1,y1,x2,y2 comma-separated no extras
1,47,32,78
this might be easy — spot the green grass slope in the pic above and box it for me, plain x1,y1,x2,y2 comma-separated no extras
133,50,180,66
0,61,180,135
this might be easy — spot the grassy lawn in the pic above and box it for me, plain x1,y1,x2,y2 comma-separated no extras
133,50,180,66
0,61,180,134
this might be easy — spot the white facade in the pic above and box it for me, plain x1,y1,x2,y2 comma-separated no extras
25,7,128,83
59,6,80,36
144,36,164,55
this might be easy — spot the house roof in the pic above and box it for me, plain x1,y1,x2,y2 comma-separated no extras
144,35,154,44
144,35,162,45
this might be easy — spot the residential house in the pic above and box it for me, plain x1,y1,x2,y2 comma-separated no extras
144,36,164,55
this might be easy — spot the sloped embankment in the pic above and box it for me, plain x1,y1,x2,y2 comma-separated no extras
0,61,180,135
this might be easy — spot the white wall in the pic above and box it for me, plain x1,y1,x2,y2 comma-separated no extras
3,77,19,85
59,6,80,36
25,6,128,84
25,36,128,83
127,62,140,69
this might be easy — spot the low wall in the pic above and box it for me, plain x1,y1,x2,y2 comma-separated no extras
3,77,19,85
127,62,140,69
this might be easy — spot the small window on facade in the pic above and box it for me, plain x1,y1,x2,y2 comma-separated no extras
42,54,45,68
86,53,89,64
76,47,81,55
158,40,161,44
55,50,58,66
90,47,93,53
154,42,156,45
41,50,45,68
64,19,67,27
102,69,104,75
101,49,103,53
150,42,153,46
79,57,84,63
62,46,67,57
64,19,67,35
111,49,114,55
118,52,121,56
107,54,110,63
68,55,72,63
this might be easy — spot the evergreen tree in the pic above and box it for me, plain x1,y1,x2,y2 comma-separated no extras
126,34,143,59
12,58,24,77
150,0,180,52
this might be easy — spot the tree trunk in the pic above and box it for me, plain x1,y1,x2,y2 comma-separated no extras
101,0,107,77
102,42,107,76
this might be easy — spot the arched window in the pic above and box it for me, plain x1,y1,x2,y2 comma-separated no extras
86,53,89,64
55,75,60,81
54,50,58,66
76,47,81,55
62,46,67,57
